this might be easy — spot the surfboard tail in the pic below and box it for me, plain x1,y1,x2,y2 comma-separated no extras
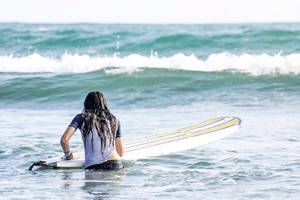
29,161,57,171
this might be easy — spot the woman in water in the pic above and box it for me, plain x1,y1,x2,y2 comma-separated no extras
60,91,124,170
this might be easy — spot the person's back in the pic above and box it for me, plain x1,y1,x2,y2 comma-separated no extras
61,91,124,171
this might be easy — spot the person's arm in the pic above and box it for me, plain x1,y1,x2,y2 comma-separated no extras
116,137,124,157
61,126,76,160
115,119,124,157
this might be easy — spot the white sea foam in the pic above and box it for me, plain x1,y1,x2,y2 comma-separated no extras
1,52,300,76
34,28,52,32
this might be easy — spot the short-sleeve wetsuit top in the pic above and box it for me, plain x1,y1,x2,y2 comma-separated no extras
69,114,122,168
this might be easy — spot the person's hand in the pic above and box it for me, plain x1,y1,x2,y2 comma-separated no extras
61,152,77,160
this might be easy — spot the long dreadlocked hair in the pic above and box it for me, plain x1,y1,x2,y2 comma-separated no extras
79,91,117,152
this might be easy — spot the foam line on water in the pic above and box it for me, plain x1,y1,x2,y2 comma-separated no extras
1,52,300,76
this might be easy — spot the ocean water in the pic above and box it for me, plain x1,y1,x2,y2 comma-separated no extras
1,23,300,199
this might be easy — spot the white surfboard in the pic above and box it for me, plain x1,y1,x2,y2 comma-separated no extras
29,117,241,170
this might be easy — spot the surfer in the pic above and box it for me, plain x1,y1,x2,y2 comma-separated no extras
60,91,124,170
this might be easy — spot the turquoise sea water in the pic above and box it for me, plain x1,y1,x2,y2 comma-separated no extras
1,23,300,199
